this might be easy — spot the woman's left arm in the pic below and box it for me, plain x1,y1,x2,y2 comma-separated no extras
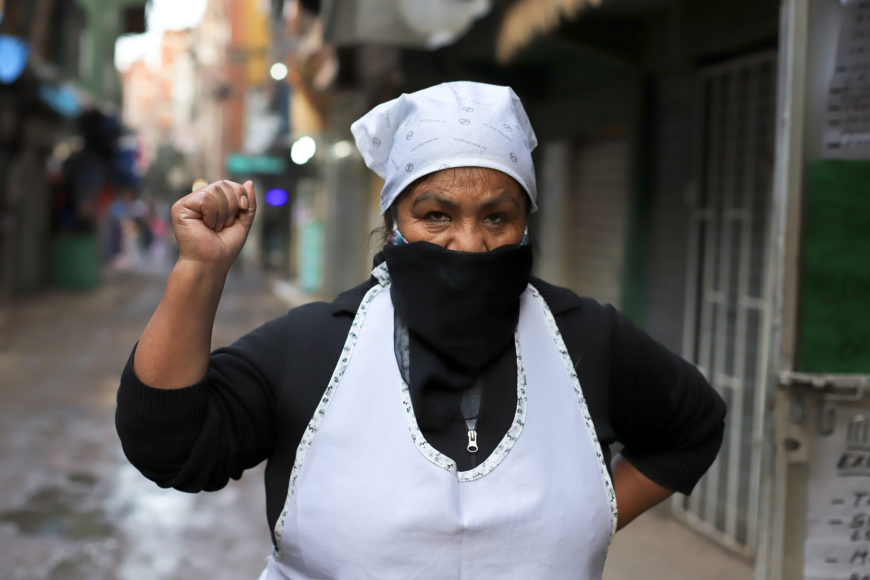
611,453,674,530
604,304,726,528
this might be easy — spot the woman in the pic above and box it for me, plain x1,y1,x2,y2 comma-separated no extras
116,81,725,579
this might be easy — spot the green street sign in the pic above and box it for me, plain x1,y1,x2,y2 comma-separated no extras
225,153,287,175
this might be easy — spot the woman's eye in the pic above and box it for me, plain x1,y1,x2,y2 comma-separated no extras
484,214,507,225
425,211,450,222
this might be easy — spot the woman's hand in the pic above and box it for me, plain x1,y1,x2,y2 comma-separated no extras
172,180,257,269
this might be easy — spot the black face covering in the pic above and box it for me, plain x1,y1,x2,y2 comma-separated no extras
383,241,533,430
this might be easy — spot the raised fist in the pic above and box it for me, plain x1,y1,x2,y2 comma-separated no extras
171,179,257,268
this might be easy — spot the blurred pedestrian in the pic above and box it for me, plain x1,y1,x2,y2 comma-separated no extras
115,81,725,579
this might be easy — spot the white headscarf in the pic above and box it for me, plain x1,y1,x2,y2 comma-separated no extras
350,81,538,214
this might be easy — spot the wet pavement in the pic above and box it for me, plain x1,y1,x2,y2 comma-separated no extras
0,264,284,579
0,262,755,579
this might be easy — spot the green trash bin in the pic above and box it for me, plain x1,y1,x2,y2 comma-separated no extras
50,233,100,290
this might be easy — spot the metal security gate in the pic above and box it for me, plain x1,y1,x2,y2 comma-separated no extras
673,51,778,558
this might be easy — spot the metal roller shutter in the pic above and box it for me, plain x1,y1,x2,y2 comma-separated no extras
567,134,630,308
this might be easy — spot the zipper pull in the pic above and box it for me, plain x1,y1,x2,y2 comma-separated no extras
467,429,479,453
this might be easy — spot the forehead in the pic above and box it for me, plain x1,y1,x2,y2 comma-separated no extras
404,167,524,201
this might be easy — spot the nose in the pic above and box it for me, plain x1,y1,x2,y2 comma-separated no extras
447,223,487,253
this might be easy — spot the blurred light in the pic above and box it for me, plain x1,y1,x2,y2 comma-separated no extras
168,166,187,189
0,35,30,84
53,142,72,162
332,140,353,159
50,136,84,163
270,62,288,81
290,136,316,165
265,188,289,207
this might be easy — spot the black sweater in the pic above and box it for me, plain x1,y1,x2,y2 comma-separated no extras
115,277,726,549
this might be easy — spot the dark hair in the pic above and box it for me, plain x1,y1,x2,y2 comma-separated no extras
368,206,396,249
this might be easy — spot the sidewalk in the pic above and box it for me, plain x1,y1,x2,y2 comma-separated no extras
0,266,756,579
605,504,754,580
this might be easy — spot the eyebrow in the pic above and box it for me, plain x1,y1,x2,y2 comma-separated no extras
411,192,521,210
411,193,460,210
481,194,521,211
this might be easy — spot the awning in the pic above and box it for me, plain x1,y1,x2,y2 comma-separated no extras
321,0,492,49
496,0,602,63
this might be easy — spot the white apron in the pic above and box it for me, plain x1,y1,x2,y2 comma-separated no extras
260,265,617,579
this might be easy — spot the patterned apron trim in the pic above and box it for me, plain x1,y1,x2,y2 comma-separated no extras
527,284,619,535
272,270,390,556
397,328,528,482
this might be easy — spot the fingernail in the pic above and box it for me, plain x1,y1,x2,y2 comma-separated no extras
240,195,249,210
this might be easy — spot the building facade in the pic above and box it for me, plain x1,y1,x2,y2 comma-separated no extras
0,0,147,302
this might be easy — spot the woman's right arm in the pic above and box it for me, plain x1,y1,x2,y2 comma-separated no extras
118,179,281,492
134,180,256,388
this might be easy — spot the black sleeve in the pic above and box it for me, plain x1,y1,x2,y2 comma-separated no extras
531,278,725,495
606,305,726,495
115,312,291,492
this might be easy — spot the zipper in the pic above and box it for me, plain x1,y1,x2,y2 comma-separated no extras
460,379,483,467
466,427,479,453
